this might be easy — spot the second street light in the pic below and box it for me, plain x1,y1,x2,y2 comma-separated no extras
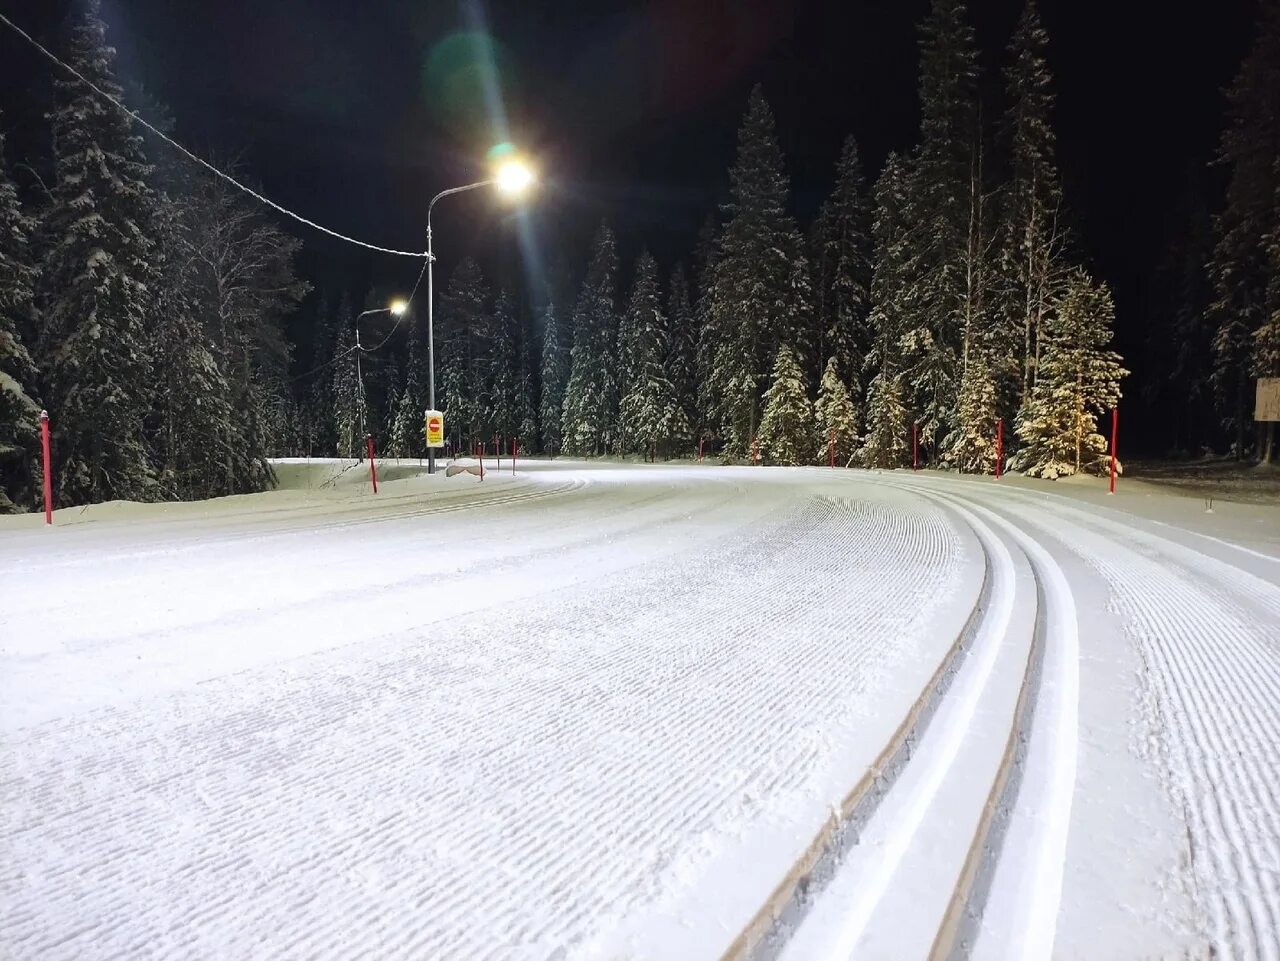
354,299,406,458
424,157,535,474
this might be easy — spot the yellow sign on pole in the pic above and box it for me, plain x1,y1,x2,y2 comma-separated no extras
425,410,445,448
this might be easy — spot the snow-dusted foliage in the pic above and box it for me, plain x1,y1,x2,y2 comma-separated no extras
330,326,361,459
561,223,619,455
813,356,860,465
618,252,689,458
437,259,492,448
1010,270,1127,478
665,264,699,448
758,344,813,466
539,299,568,454
0,125,41,513
943,354,999,473
706,87,812,458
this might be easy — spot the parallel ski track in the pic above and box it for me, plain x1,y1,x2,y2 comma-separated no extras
728,478,1082,961
971,484,1280,961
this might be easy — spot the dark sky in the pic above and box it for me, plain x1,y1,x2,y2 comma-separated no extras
0,0,1263,422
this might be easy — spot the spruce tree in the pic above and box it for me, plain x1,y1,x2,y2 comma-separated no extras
861,154,913,469
810,136,873,388
814,357,860,465
897,0,980,455
944,352,999,473
0,126,42,513
1010,269,1127,477
489,289,521,440
331,326,361,458
617,250,663,453
561,223,619,455
386,377,419,459
758,344,814,466
707,87,812,457
666,264,699,447
437,259,492,448
1208,3,1280,459
1001,0,1069,409
692,215,721,442
38,1,159,505
539,299,568,454
1255,164,1280,463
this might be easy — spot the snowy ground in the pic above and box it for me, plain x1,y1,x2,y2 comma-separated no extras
2,459,1278,960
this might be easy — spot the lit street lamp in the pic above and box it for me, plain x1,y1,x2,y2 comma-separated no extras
425,158,535,473
354,299,407,459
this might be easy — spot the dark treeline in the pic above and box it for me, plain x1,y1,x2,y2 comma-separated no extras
3,0,1278,513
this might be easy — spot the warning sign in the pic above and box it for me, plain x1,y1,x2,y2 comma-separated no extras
425,410,445,447
1256,378,1280,422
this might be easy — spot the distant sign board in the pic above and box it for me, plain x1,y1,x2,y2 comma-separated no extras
1257,378,1280,422
425,410,444,447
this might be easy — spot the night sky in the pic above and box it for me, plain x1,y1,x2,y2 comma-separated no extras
0,0,1263,445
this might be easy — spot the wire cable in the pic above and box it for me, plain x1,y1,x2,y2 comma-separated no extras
0,11,429,258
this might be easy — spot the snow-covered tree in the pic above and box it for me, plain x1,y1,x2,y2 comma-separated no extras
666,264,699,447
1010,269,1127,477
1207,2,1280,459
37,1,160,505
489,289,521,440
1000,0,1070,408
813,357,860,465
758,344,814,466
861,153,913,470
896,0,980,455
707,87,812,457
539,299,568,454
1255,164,1280,463
331,326,361,458
0,125,42,513
386,376,420,458
810,135,873,387
561,223,619,455
437,259,492,447
617,250,663,453
943,352,999,473
692,215,721,442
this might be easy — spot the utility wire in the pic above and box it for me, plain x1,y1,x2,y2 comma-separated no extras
0,11,429,258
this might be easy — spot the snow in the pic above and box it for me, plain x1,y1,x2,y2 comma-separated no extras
2,461,1278,960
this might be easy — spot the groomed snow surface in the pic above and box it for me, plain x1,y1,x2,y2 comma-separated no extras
2,459,1278,960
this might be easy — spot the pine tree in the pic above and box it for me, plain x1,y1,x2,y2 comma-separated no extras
437,259,492,448
489,289,521,440
861,154,913,469
814,357,860,465
331,326,361,458
517,312,540,451
1001,0,1070,410
617,250,663,453
561,223,619,455
810,136,873,388
758,344,814,466
666,264,699,447
0,125,42,513
1255,162,1280,463
897,0,980,456
1010,269,1127,478
944,352,999,473
692,215,721,442
707,87,812,457
1208,4,1280,460
539,299,568,454
37,2,159,505
386,376,420,459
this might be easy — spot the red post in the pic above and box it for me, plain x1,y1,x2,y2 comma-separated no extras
912,422,919,472
40,410,52,525
995,418,1004,480
512,437,517,476
1109,407,1118,494
366,435,378,493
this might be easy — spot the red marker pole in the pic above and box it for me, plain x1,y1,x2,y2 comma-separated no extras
40,410,52,525
512,437,517,476
1109,407,1118,494
912,422,919,472
366,435,378,493
995,418,1004,480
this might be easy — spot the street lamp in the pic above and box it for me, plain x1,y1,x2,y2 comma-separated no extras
424,157,535,474
354,300,408,459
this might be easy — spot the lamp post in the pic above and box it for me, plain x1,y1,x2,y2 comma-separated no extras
354,300,406,459
424,159,535,474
